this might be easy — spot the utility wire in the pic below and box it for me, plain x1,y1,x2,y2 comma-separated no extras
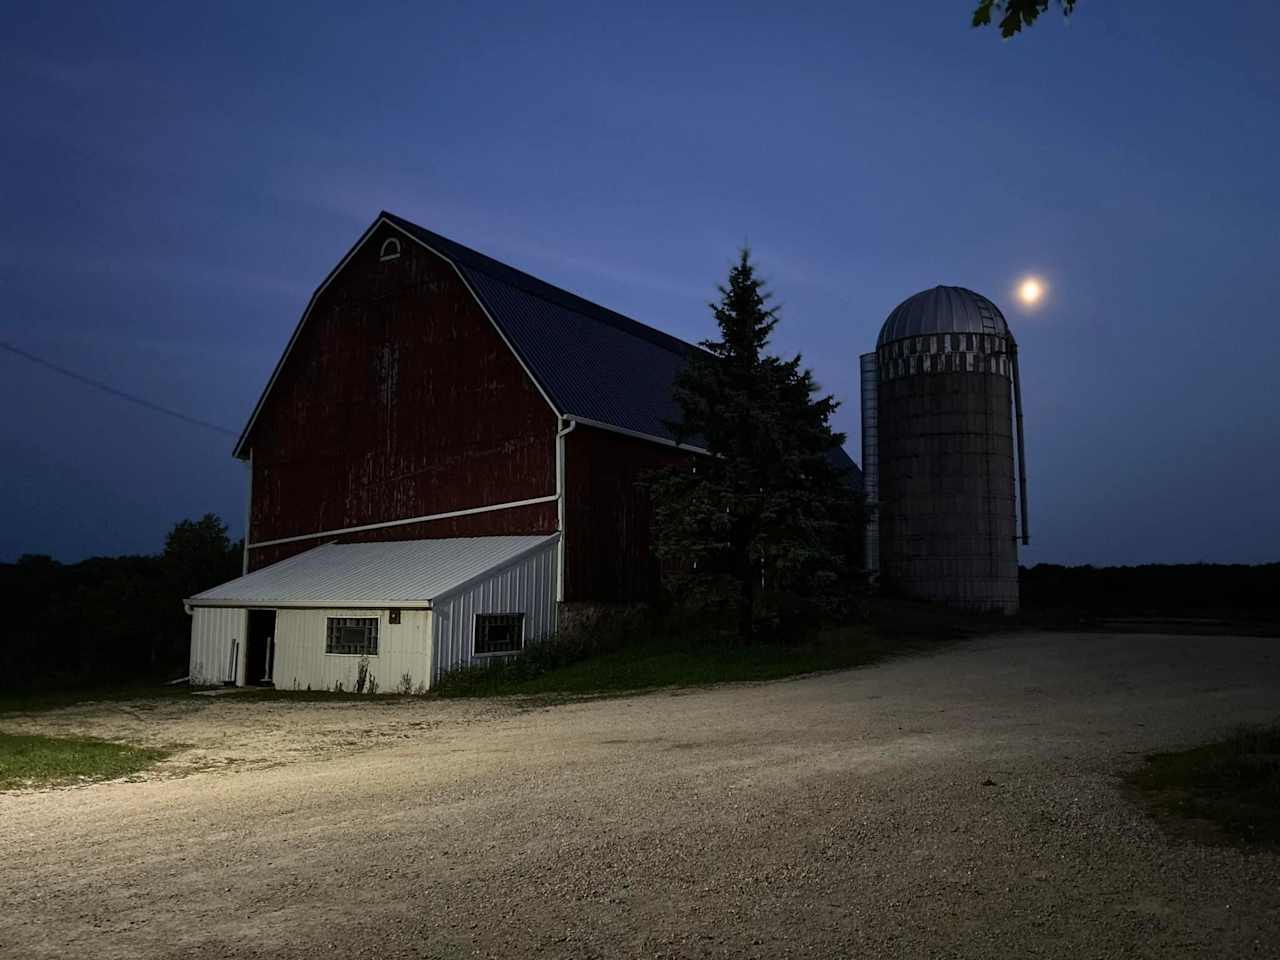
0,339,239,438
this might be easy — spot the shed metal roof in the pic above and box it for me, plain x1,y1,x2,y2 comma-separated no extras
187,535,559,608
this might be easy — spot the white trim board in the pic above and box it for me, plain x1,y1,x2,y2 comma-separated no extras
188,598,435,610
247,494,558,550
566,416,709,457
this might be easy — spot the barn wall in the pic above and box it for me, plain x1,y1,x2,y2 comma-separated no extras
563,425,691,603
189,607,246,686
244,225,558,572
432,540,558,683
250,501,559,570
272,608,432,694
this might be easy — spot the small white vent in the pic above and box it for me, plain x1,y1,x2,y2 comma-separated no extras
379,237,402,262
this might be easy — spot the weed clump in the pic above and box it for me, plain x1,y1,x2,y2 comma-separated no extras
1130,723,1280,847
433,607,652,696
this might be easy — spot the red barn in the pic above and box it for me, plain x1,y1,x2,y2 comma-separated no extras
186,212,858,691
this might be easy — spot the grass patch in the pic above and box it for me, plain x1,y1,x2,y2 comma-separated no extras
1128,723,1280,848
433,599,984,700
0,682,403,715
0,732,168,790
1,599,1003,711
0,683,201,716
435,631,877,698
224,687,404,703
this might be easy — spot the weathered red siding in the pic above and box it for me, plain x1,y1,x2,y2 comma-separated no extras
563,425,691,602
244,227,557,572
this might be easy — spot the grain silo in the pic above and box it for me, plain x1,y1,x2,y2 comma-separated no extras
860,286,1028,614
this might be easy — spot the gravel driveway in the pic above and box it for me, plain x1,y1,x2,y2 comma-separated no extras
3,631,1279,959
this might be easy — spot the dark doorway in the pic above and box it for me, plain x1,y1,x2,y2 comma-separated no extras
246,609,277,686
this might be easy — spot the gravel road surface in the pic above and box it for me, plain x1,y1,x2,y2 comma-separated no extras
3,631,1278,959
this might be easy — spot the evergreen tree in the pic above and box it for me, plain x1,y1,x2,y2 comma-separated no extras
650,250,860,643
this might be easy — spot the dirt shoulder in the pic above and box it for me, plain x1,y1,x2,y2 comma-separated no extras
0,691,522,781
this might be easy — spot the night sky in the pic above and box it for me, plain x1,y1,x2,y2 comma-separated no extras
2,2,1277,566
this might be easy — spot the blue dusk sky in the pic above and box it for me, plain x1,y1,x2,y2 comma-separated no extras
1,1,1277,566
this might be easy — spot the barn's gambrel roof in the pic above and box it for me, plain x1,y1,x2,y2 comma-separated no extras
235,212,859,482
382,212,695,446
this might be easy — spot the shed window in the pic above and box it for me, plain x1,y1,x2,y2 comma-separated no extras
475,614,525,655
326,617,379,656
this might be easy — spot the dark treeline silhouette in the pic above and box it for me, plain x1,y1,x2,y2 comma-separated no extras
4,529,1277,695
0,515,240,692
1021,562,1280,621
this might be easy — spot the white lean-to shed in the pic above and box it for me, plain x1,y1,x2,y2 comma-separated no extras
186,535,559,692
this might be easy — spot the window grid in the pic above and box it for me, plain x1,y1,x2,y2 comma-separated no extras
326,617,379,656
474,614,525,656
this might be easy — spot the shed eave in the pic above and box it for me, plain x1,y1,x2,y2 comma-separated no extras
431,532,561,602
185,598,434,610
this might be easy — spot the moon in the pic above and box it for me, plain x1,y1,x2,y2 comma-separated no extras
1018,277,1044,306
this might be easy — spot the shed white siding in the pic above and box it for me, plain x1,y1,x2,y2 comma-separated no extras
432,540,558,682
189,607,246,685
273,608,432,693
187,534,559,691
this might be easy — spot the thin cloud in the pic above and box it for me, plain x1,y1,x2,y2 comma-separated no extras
12,54,142,95
7,248,309,302
279,167,713,307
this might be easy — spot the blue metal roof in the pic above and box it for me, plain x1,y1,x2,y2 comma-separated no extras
459,268,692,442
379,213,860,483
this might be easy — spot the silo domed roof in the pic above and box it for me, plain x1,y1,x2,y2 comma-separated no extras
877,286,1011,346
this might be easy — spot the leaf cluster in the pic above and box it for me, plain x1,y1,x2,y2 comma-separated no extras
972,0,1076,38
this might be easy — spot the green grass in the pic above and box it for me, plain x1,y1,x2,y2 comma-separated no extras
0,681,404,714
0,732,169,790
433,620,964,699
1128,723,1280,848
226,687,404,703
0,682,202,716
1,600,999,712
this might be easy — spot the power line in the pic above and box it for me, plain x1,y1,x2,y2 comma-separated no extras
0,339,239,438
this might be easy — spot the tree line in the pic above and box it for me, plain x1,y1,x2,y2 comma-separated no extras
1021,562,1280,621
0,515,241,692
